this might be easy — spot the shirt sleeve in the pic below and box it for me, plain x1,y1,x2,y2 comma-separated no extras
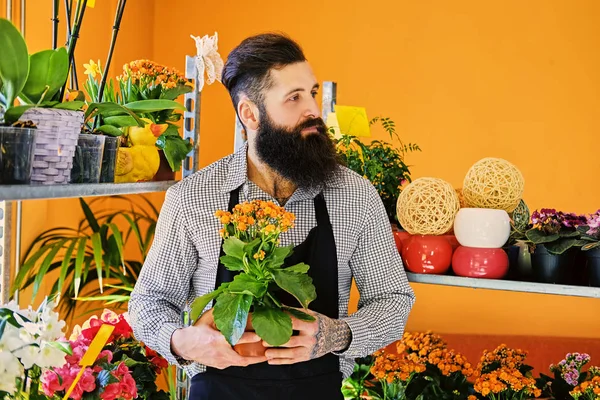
128,182,198,367
336,184,416,358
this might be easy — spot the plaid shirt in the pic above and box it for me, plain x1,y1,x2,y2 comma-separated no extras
129,143,415,379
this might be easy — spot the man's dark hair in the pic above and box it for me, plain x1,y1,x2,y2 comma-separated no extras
222,33,306,111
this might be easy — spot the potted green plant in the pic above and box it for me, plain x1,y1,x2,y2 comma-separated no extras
504,199,533,281
333,117,420,227
190,200,317,353
0,18,86,185
525,209,586,284
578,210,600,287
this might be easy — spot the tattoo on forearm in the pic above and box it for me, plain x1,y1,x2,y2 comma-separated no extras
310,316,352,359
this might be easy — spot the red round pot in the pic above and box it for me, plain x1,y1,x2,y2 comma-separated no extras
402,235,453,274
393,230,412,255
451,246,509,279
442,234,460,251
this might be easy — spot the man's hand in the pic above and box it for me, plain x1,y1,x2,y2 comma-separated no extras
264,310,352,365
170,309,267,369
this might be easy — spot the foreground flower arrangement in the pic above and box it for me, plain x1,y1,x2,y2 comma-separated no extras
342,331,600,400
41,309,169,400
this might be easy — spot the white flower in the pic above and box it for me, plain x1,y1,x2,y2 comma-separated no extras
39,310,66,342
13,343,41,369
0,324,24,352
190,31,224,93
36,343,67,368
0,351,23,393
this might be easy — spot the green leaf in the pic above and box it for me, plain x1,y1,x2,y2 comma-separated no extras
243,238,262,255
124,99,186,113
545,238,579,255
160,84,193,101
91,232,104,293
47,340,72,356
107,223,125,272
162,122,180,137
282,263,310,274
267,244,293,270
80,198,100,233
228,274,267,298
0,18,29,109
12,243,55,293
33,238,67,301
213,292,253,345
282,306,315,322
4,104,34,124
155,135,192,172
103,115,139,128
53,100,84,110
21,48,68,104
58,239,78,294
219,255,244,271
95,125,123,137
84,102,144,126
189,283,230,322
560,229,581,238
251,304,292,346
222,237,246,260
583,242,600,251
74,237,87,298
271,269,317,309
526,228,559,244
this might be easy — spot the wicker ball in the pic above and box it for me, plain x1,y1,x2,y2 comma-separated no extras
463,157,524,213
396,177,461,235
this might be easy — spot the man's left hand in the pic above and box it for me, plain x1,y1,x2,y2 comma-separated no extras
263,310,352,365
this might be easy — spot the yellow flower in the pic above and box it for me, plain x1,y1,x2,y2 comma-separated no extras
83,59,101,79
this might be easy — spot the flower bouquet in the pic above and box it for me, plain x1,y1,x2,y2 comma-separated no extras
0,298,71,400
470,344,541,400
570,366,600,400
41,309,169,400
190,200,317,347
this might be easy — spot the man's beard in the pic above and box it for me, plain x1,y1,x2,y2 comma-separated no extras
254,110,340,189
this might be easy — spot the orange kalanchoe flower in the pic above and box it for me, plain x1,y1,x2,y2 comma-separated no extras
473,367,541,398
119,59,188,89
215,200,296,240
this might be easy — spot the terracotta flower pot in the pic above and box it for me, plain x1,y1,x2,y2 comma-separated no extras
232,315,267,357
402,235,453,274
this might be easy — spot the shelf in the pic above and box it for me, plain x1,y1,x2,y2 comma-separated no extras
406,272,600,299
0,181,178,201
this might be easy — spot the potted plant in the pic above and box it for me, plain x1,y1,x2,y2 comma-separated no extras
504,199,533,281
190,200,317,353
41,309,170,400
537,352,592,400
0,18,86,185
578,210,600,287
569,366,600,400
333,117,420,228
525,209,586,284
470,344,541,399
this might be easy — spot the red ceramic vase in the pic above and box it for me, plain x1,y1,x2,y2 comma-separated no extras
393,230,412,255
402,235,453,274
451,246,509,279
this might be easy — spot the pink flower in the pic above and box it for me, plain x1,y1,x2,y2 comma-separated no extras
98,349,113,363
100,383,121,400
79,367,97,393
115,361,129,377
41,371,65,396
120,373,138,400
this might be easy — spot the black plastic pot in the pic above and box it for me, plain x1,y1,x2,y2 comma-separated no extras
0,127,37,184
71,134,105,184
100,136,119,183
530,244,576,284
585,247,600,287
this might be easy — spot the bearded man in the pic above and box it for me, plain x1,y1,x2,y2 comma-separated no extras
129,33,415,400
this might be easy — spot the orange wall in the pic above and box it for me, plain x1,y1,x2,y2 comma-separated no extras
150,0,600,338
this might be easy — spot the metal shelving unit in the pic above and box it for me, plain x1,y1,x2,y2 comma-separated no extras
0,181,178,202
406,272,600,299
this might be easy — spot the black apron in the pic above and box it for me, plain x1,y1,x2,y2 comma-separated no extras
189,187,343,400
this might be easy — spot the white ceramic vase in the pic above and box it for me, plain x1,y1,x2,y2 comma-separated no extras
453,208,511,248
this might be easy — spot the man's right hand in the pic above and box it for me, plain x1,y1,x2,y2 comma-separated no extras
170,308,267,369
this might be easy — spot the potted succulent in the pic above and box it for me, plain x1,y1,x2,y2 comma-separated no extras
525,209,586,284
504,199,533,281
578,210,600,287
190,200,317,354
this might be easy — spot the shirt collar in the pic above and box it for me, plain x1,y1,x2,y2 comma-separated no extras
220,142,348,194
